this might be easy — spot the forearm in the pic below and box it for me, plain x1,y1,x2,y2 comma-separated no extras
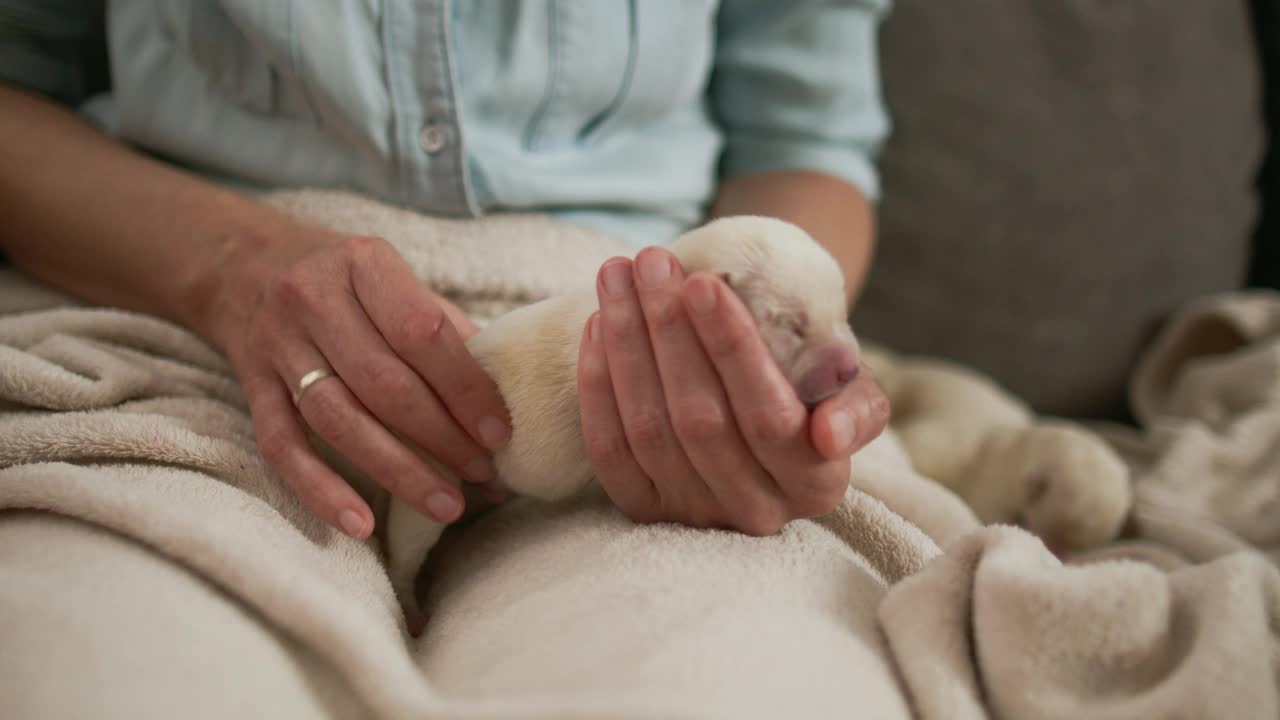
0,83,307,349
709,170,876,309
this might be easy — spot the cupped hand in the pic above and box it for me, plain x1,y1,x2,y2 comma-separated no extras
212,226,512,539
576,247,889,535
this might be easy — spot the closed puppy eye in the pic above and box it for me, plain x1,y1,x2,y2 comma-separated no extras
788,312,808,338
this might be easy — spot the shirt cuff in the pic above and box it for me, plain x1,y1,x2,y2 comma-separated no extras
719,132,884,202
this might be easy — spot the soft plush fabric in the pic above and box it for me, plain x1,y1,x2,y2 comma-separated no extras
855,0,1265,419
0,190,1276,719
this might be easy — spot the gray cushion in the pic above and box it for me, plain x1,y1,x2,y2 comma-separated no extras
853,0,1264,419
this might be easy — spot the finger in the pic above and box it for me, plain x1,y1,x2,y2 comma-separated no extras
633,248,784,535
681,272,810,464
243,371,374,539
277,341,466,524
598,257,715,525
683,272,848,516
348,237,512,451
576,312,660,520
299,253,496,486
811,364,890,460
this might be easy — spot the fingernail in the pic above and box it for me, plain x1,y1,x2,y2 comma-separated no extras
686,277,718,316
602,261,633,297
427,492,463,523
464,456,497,484
636,250,671,288
477,415,510,449
829,408,855,453
586,313,601,344
338,509,367,538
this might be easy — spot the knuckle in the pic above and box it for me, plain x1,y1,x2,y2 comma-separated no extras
302,390,350,446
625,505,664,526
625,409,672,456
380,459,437,503
578,350,610,389
742,400,802,446
737,510,786,537
360,362,417,406
339,234,386,261
686,508,723,531
256,425,292,467
602,310,646,347
267,267,316,311
246,316,279,349
373,468,409,497
584,429,633,471
294,469,338,512
644,298,684,333
670,403,727,444
728,494,788,536
377,472,406,499
395,302,447,351
788,470,849,517
705,319,754,360
443,369,493,411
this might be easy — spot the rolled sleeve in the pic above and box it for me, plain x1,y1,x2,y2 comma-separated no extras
0,0,104,105
711,0,892,200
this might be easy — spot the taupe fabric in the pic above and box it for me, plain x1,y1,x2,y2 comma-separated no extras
1091,290,1280,566
856,0,1265,418
0,191,1276,719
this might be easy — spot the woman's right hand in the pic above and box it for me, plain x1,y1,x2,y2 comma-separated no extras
207,224,513,540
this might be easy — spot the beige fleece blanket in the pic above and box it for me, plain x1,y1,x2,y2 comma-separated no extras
0,189,1276,719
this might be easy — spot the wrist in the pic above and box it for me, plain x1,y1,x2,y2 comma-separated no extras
180,205,328,356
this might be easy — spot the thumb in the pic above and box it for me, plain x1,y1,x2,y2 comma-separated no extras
810,374,890,459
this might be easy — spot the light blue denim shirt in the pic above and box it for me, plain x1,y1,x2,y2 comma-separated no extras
1,0,890,246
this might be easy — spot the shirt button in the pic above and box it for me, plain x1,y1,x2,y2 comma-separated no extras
420,123,449,154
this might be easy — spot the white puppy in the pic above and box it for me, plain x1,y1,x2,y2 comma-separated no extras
387,216,861,633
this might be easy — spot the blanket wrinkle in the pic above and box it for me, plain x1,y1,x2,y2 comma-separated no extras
0,189,1276,719
1090,290,1280,567
885,527,1280,720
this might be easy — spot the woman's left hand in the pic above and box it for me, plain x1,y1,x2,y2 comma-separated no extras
577,246,890,536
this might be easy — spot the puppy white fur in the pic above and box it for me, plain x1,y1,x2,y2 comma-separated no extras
387,216,860,632
862,347,1133,555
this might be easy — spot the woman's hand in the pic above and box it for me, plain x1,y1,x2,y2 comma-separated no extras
210,226,512,539
0,87,512,539
577,247,889,535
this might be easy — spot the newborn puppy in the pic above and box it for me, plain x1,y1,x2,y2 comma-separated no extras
387,216,860,633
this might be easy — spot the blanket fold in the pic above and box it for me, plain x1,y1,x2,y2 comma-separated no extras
0,189,1276,719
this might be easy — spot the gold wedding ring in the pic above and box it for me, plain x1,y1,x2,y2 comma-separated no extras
292,368,338,407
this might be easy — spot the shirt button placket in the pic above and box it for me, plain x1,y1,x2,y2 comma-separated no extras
389,0,476,215
419,123,449,154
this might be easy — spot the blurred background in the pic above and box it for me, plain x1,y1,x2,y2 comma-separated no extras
852,0,1280,422
22,0,1280,423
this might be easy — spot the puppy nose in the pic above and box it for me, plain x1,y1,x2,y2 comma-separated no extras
836,361,859,385
796,342,861,407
